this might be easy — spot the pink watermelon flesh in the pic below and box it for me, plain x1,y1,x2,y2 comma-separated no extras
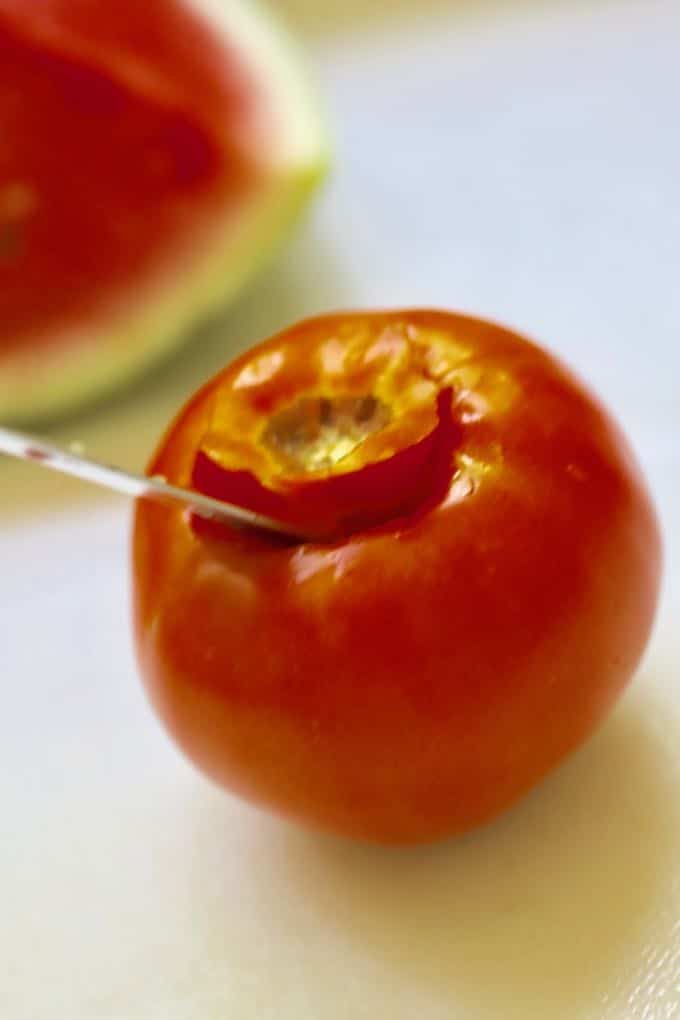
0,0,268,355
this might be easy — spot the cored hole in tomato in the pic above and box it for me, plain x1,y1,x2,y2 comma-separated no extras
261,394,392,472
190,385,458,545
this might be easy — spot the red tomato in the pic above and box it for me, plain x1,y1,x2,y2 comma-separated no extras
132,310,661,844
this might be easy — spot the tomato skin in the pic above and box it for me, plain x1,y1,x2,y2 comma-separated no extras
132,310,662,844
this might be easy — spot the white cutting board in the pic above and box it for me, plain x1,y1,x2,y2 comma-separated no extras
1,1,679,1017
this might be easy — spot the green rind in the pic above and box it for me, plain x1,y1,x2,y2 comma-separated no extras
0,0,329,426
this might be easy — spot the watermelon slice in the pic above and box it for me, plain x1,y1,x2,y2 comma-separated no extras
0,0,327,423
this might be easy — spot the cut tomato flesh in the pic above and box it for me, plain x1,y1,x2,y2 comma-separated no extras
189,318,464,541
0,1,261,351
192,387,455,540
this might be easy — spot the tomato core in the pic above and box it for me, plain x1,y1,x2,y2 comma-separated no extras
261,394,393,472
190,323,464,541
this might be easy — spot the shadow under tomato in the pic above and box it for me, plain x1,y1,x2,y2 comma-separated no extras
272,685,678,1019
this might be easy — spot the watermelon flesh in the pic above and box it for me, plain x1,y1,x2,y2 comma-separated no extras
0,0,326,422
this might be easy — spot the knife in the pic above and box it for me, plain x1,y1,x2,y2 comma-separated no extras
0,426,304,540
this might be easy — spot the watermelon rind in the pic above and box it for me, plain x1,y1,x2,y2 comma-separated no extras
0,0,329,425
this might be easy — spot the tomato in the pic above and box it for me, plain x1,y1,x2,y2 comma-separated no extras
132,310,661,844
